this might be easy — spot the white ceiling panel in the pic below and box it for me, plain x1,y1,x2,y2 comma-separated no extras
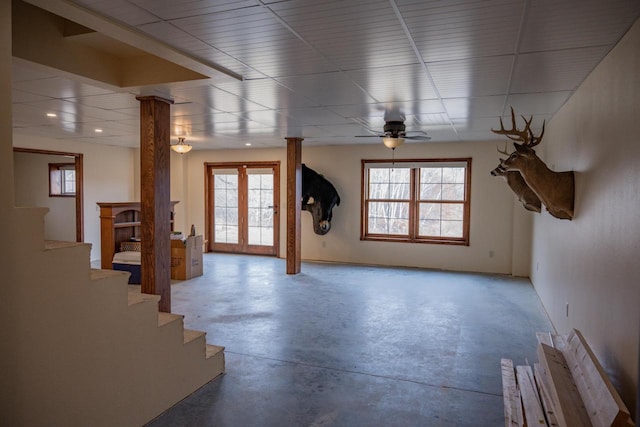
398,0,525,62
270,0,417,70
275,72,377,106
131,0,257,21
346,64,438,103
276,107,351,126
510,47,607,93
72,0,160,26
169,85,269,112
170,6,336,77
10,0,640,148
65,92,141,110
429,56,513,98
520,0,640,53
136,21,263,79
213,78,318,110
505,92,572,116
443,96,506,119
12,76,114,99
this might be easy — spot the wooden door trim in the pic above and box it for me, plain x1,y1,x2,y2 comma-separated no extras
204,161,280,256
13,147,84,242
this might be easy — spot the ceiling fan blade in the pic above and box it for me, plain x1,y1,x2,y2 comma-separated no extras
405,135,431,140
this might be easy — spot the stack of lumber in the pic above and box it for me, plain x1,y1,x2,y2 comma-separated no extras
501,329,635,427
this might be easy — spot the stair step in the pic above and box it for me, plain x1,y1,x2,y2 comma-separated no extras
44,240,88,250
183,329,206,344
127,290,160,306
90,268,128,281
206,344,225,359
158,312,183,327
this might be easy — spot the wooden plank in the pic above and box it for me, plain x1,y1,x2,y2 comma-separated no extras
502,358,524,427
537,343,592,427
537,332,554,347
285,137,302,275
562,329,633,427
534,362,560,426
551,334,567,352
516,365,548,426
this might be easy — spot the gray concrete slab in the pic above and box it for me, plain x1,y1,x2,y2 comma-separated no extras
146,254,553,426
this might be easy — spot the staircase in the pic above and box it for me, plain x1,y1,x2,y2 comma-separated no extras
3,223,224,427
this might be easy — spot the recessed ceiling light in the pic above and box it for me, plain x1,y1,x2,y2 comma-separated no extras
245,143,252,146
46,113,57,117
94,128,103,133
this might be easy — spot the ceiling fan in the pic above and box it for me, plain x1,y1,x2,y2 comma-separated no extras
355,115,431,150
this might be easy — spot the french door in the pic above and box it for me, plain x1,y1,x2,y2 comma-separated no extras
206,162,280,256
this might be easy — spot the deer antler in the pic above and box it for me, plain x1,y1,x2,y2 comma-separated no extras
497,141,510,156
492,107,545,148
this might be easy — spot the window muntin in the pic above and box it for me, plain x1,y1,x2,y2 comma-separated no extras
362,159,471,245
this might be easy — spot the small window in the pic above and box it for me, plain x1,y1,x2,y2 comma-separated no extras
49,163,76,197
361,158,471,245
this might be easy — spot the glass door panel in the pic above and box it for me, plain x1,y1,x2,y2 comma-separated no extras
247,170,274,247
213,171,239,244
207,163,279,256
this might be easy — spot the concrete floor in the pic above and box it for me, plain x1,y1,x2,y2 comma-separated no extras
145,253,553,427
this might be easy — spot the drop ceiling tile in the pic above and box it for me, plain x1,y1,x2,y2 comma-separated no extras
429,55,513,98
130,0,257,20
11,60,56,82
276,107,351,126
12,89,49,104
346,64,438,103
71,0,160,26
171,6,337,77
275,72,376,107
505,92,572,116
520,0,640,53
171,102,218,117
510,47,607,93
398,0,524,62
270,0,417,70
12,77,114,99
169,85,268,112
443,96,506,119
137,22,263,80
66,92,141,110
213,78,318,110
313,123,376,138
25,99,137,122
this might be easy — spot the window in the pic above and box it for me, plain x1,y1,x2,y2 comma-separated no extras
361,158,471,245
49,163,76,196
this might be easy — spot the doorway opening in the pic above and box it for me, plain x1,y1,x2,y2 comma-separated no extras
205,161,280,256
13,147,84,242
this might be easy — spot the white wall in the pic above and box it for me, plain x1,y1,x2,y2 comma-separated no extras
530,19,640,415
12,134,137,261
176,140,533,275
14,152,76,241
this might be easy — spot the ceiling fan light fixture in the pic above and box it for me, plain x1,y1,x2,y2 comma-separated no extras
171,137,192,154
382,136,405,149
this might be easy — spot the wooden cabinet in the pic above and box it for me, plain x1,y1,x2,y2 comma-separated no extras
97,201,178,269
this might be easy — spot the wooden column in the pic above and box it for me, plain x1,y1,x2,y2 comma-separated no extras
136,96,173,312
286,137,303,274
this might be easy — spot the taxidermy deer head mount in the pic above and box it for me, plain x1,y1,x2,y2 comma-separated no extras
490,149,541,213
492,108,574,220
